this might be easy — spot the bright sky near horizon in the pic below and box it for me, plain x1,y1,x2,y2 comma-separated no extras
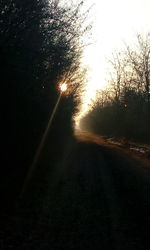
77,0,150,120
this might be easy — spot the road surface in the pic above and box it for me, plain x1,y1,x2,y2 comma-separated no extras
2,131,150,249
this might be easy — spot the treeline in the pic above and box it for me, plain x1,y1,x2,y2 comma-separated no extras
80,33,150,143
1,0,90,211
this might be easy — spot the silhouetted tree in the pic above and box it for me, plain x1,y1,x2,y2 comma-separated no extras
1,0,91,212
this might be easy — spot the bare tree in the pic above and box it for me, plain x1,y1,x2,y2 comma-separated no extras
108,51,131,103
126,33,150,101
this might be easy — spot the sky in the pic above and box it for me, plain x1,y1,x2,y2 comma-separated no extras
77,0,150,120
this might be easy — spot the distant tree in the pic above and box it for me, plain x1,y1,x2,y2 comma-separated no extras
93,89,113,108
80,33,150,143
125,33,150,101
108,52,124,103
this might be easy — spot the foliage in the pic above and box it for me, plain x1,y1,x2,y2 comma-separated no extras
1,0,91,204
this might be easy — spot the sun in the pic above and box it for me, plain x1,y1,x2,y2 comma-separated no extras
59,83,67,92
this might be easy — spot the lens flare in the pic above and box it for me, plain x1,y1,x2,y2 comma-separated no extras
60,83,67,92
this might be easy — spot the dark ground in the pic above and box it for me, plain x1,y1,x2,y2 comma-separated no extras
1,131,150,250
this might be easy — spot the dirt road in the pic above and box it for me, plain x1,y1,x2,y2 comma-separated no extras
2,131,150,249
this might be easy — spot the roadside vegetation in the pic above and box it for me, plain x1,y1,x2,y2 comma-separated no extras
1,0,91,213
80,33,150,144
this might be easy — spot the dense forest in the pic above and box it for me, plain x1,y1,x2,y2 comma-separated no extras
1,0,90,213
80,33,150,144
